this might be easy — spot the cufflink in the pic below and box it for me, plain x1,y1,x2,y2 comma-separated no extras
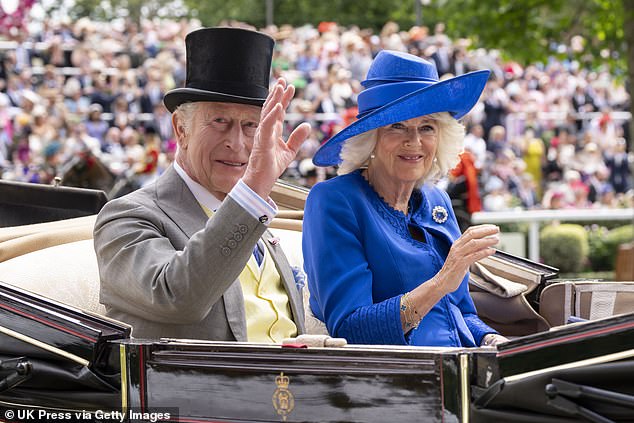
268,237,280,245
259,215,269,224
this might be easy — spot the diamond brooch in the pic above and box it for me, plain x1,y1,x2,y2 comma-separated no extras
431,206,448,224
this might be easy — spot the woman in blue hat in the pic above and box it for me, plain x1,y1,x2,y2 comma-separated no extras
302,51,508,347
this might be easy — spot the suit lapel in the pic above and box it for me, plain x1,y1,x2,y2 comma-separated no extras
263,230,306,334
154,165,248,341
222,281,247,341
152,168,305,339
155,166,208,238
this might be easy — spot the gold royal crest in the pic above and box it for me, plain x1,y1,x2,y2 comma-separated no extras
272,372,295,421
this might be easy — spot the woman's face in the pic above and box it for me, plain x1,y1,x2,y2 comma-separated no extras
372,116,439,185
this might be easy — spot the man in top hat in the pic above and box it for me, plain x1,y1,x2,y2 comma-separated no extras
93,27,310,341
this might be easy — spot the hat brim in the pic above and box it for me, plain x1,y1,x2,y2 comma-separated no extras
163,87,267,112
313,69,490,166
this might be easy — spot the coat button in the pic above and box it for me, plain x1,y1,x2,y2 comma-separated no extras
238,224,248,234
221,247,231,256
234,233,243,242
228,239,237,249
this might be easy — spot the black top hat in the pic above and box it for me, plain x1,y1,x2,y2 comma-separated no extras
163,27,275,112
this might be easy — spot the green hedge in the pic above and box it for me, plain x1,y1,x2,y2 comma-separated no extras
588,225,634,271
588,226,611,271
540,224,589,273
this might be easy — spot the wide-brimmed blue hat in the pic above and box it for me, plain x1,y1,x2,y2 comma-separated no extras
312,50,490,166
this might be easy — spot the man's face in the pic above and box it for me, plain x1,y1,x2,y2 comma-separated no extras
176,102,261,199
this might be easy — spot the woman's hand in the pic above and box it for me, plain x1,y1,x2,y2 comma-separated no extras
480,333,509,347
404,224,500,332
433,224,499,296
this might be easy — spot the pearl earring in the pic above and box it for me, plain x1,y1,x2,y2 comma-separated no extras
370,153,375,160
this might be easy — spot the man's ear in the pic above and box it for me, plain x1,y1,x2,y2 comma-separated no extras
172,113,187,150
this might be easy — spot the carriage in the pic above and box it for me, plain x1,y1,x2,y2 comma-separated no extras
1,179,633,423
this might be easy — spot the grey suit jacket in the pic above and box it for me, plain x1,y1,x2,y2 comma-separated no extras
93,166,305,340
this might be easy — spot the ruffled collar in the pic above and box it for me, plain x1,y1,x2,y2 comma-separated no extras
355,169,426,222
354,170,435,250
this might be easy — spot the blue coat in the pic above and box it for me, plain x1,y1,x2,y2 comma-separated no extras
303,171,495,347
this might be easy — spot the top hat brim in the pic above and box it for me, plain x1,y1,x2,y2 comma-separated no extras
312,69,490,166
163,87,267,113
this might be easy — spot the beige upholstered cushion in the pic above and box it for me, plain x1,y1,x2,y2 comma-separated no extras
269,227,303,269
0,215,97,243
0,239,105,314
302,282,330,335
540,281,634,327
0,215,96,262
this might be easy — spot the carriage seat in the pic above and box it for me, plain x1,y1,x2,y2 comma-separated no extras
0,215,329,335
0,238,105,314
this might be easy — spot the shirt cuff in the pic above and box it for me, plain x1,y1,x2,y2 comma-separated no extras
229,179,278,225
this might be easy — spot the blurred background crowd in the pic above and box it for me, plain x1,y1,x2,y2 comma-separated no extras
0,17,631,212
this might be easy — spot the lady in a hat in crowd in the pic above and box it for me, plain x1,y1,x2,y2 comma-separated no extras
302,51,508,347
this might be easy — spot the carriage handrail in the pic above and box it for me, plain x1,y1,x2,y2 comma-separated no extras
471,208,634,262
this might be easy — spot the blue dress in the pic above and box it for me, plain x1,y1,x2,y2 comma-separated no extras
302,170,496,347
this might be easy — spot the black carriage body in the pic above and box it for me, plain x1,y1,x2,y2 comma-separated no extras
0,180,107,227
119,340,477,423
0,282,129,411
2,281,634,422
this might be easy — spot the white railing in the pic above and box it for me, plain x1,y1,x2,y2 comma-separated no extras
471,208,634,262
506,110,631,122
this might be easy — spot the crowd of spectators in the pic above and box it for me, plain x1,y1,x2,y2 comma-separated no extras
0,17,631,210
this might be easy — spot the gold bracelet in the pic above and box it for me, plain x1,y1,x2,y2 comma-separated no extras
400,292,421,330
405,293,420,329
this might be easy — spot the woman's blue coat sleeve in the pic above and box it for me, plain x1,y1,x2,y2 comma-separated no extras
303,183,407,344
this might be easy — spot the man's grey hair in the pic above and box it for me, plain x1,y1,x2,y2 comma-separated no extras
173,102,199,136
337,112,465,186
